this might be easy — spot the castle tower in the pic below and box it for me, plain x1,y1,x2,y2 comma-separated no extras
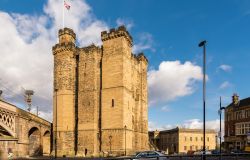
101,26,135,155
77,45,102,156
52,28,77,156
52,26,149,157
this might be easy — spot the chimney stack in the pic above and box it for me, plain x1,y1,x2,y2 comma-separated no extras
232,93,239,106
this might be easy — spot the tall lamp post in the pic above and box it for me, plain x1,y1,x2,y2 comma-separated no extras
55,88,58,159
199,40,207,160
219,96,225,160
124,125,127,156
109,135,112,155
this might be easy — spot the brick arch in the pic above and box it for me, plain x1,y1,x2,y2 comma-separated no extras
28,127,42,156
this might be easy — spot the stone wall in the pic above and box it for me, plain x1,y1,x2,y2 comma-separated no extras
52,26,149,157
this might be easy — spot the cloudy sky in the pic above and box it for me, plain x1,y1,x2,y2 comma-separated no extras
1,0,250,133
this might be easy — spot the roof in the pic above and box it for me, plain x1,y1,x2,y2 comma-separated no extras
226,97,250,108
153,127,216,134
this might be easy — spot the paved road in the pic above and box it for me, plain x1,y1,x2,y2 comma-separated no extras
13,154,250,160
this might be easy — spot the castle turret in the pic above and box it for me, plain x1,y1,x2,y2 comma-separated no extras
52,28,77,156
58,27,76,44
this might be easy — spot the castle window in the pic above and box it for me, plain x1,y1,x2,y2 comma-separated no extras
112,99,114,107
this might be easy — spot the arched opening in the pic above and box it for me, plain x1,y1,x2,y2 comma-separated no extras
28,127,42,156
42,131,50,155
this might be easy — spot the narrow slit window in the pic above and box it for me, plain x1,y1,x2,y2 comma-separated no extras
112,99,114,107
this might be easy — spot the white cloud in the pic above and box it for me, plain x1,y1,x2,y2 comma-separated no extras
148,121,175,131
116,18,134,30
148,61,203,105
161,106,170,112
133,32,155,53
0,0,109,121
219,81,232,89
218,64,232,72
181,119,223,137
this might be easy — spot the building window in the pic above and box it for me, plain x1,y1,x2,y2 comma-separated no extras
190,137,192,141
185,137,187,141
195,146,198,150
190,146,192,150
195,137,198,141
184,146,187,150
236,122,250,135
201,137,203,141
207,137,209,142
112,99,114,107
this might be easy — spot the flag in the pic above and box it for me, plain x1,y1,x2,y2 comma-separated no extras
64,1,71,10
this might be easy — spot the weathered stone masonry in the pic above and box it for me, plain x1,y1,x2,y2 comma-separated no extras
52,26,149,157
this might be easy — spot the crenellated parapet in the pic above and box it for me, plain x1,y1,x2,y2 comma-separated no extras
101,25,133,46
136,53,148,64
80,44,101,54
59,28,76,41
52,42,76,55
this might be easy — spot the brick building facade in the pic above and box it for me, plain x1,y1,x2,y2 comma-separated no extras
224,94,250,151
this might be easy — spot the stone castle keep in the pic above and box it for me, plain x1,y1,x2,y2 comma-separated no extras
52,26,149,156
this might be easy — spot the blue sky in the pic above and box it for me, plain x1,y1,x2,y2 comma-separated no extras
0,0,250,131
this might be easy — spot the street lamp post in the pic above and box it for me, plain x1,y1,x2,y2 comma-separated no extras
124,125,127,156
109,135,112,155
55,88,58,159
199,40,207,160
219,96,225,160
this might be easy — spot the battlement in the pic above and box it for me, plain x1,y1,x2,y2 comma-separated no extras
52,42,76,55
136,53,148,63
80,44,101,53
101,25,133,46
58,27,76,44
59,28,76,39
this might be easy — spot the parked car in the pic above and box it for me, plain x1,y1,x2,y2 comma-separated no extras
231,149,244,154
211,150,220,154
133,151,168,160
194,150,212,155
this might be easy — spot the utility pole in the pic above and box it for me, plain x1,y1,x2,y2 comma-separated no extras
36,106,39,116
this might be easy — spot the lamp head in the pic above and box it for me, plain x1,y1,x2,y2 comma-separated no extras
199,40,207,47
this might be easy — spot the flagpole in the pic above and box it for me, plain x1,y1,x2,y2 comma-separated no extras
62,0,65,28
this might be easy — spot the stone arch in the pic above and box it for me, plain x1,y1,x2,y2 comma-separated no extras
42,130,51,155
28,127,42,156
